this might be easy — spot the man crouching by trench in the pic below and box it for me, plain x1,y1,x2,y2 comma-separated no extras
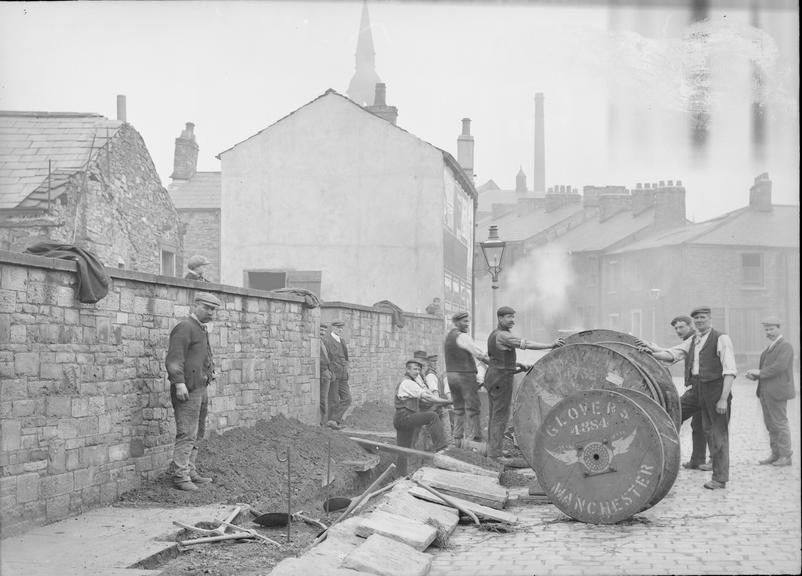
393,357,453,476
165,292,221,491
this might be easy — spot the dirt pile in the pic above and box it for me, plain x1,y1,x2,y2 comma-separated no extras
119,414,371,513
345,400,395,431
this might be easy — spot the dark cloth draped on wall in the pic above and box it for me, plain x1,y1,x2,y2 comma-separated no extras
24,242,109,303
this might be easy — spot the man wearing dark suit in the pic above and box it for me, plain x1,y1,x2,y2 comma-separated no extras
165,291,222,491
324,320,350,430
319,323,333,426
746,317,795,467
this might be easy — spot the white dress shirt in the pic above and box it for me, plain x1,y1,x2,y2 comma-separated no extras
669,329,737,377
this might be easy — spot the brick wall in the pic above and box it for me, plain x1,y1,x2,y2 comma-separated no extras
321,302,445,409
178,209,220,282
0,251,444,536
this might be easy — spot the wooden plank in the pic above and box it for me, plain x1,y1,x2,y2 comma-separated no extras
354,510,437,552
376,491,459,540
432,453,500,479
407,486,518,525
412,467,508,510
342,533,432,576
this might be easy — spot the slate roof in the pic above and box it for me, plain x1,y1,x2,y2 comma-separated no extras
558,206,657,252
477,201,588,242
0,111,122,209
609,205,800,253
167,172,221,210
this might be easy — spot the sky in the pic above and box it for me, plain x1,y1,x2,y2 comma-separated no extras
1,0,798,221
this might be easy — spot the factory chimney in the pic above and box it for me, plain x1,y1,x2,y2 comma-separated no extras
533,93,545,194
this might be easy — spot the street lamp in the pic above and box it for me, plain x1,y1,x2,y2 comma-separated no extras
480,225,506,329
648,288,661,342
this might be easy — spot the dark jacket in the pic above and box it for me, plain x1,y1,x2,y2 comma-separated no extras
166,316,214,392
757,338,796,401
324,333,349,377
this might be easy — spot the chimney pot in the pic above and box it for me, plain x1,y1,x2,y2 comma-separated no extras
659,180,665,187
668,179,674,186
116,95,127,122
461,118,471,136
636,182,642,189
457,117,475,181
677,180,682,186
171,121,199,180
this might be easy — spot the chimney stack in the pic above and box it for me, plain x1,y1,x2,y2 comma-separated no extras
171,122,199,181
365,83,398,125
533,93,545,194
457,118,475,181
116,95,127,122
597,187,630,220
653,180,687,228
749,172,772,211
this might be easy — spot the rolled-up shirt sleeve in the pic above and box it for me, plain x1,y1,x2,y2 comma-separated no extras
496,331,523,350
456,333,487,357
716,335,737,376
667,337,691,364
397,378,423,399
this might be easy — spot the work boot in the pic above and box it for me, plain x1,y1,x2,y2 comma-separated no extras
772,456,792,467
698,463,712,471
190,473,213,484
703,480,726,490
759,455,779,465
173,480,198,492
326,420,342,430
682,461,706,470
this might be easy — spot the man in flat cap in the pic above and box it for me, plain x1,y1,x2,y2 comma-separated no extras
422,352,453,446
165,292,222,491
324,320,350,430
486,306,565,460
184,255,211,282
650,306,737,490
319,323,333,427
393,357,451,475
444,311,490,444
745,317,795,467
638,315,710,470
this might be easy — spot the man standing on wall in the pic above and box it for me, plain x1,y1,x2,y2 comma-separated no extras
165,292,222,491
319,323,333,427
746,317,795,467
444,312,489,443
486,306,564,460
325,320,350,430
639,315,710,470
649,306,737,490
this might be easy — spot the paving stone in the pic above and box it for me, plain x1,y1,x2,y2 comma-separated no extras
355,510,437,551
342,533,432,576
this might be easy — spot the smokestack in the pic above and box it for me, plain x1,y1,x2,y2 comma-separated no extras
171,122,199,181
364,83,398,125
116,95,127,122
533,93,545,194
457,118,474,181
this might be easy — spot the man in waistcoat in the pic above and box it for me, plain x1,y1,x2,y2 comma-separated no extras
325,320,350,430
444,311,490,443
746,317,795,467
319,323,332,426
393,358,451,475
165,291,222,491
486,306,565,460
650,306,737,490
639,315,710,470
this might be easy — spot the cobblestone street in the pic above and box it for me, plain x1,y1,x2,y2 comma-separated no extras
430,378,801,576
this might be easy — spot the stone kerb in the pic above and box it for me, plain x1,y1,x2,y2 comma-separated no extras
321,302,445,408
0,250,315,536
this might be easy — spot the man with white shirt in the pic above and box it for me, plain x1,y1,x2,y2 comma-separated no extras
444,312,490,443
746,317,795,467
649,306,737,490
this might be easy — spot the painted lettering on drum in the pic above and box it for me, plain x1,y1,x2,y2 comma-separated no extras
544,399,628,437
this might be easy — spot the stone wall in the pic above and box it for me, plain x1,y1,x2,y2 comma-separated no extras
0,123,182,275
0,251,445,536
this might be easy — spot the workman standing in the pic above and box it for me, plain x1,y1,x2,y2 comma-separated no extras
444,311,489,443
165,291,221,491
325,320,350,430
394,358,451,475
648,306,737,490
184,255,211,282
486,306,564,460
745,317,795,467
424,353,453,446
319,323,333,427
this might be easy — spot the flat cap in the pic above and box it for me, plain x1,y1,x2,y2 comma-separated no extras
187,255,210,270
331,320,345,327
319,323,329,329
497,306,516,317
690,306,711,317
452,311,469,322
670,315,693,327
406,358,424,368
194,292,222,308
427,354,439,361
413,350,428,359
761,316,782,327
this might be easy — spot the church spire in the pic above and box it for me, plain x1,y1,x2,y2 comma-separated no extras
347,1,382,106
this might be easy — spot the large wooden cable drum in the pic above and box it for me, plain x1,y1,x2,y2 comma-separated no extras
513,342,662,469
532,389,664,524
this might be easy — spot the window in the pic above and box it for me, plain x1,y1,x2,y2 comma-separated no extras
246,271,286,291
244,270,322,295
741,253,764,285
161,249,176,276
607,313,620,330
607,260,620,293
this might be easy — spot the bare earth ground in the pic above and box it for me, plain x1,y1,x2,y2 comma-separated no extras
120,403,525,575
